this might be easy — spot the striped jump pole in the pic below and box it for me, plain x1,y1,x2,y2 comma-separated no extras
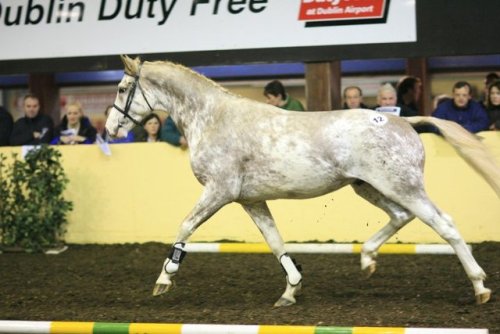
183,243,467,254
0,321,489,334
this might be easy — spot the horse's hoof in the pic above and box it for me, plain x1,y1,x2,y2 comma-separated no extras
274,296,296,307
152,282,173,296
475,289,491,304
362,263,376,279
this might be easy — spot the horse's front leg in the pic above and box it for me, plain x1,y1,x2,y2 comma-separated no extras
153,187,231,296
242,202,302,307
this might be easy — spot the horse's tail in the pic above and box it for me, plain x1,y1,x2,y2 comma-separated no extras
405,116,500,197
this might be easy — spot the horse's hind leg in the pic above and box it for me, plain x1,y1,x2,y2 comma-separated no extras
242,201,302,307
153,186,231,296
352,182,415,277
403,197,491,304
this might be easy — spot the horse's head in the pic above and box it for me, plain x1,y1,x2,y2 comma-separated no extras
106,55,155,138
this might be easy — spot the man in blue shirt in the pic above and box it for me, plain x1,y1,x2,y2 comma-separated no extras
432,81,489,133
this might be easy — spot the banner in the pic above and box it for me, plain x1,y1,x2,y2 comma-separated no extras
0,0,416,61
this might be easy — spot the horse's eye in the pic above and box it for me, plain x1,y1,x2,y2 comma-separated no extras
118,87,126,94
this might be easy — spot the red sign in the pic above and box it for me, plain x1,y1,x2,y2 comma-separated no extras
299,0,388,22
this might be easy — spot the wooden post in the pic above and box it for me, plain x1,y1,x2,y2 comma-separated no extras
406,57,431,116
305,61,341,111
28,73,60,122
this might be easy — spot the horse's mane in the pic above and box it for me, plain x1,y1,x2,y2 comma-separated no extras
121,55,233,96
128,57,231,95
150,60,233,94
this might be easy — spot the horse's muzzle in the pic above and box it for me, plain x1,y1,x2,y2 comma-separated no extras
105,121,121,139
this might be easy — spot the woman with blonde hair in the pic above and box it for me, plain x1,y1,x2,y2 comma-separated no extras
51,101,97,144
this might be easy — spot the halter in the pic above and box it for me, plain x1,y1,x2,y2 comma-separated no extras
113,64,154,127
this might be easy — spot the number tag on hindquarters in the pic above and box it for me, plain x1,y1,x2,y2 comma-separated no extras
369,113,388,126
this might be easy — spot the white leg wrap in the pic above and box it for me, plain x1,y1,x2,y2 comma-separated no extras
165,259,179,274
280,254,302,286
165,242,186,274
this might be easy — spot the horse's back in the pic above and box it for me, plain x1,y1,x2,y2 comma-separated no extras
210,106,425,201
218,104,424,175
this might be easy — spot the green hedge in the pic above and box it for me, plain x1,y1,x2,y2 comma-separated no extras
0,145,73,252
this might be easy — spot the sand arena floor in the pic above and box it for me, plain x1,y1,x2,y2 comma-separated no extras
0,242,498,332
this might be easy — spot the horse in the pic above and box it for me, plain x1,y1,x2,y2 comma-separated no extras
106,55,500,306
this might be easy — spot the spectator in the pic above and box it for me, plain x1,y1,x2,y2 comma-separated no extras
397,76,421,115
51,101,97,145
263,80,305,111
342,86,368,109
375,82,418,117
432,94,451,111
0,106,14,146
486,80,500,130
139,113,162,142
376,83,398,108
10,93,54,146
374,83,431,133
432,81,489,133
161,116,188,149
481,72,499,107
92,117,106,141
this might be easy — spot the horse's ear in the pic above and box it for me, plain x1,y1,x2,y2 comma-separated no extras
120,54,130,65
120,55,141,76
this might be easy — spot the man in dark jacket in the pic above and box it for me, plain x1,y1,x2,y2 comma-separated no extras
0,106,13,146
432,81,490,133
9,94,54,146
397,76,422,115
342,86,369,110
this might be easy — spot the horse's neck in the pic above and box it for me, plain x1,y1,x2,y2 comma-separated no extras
151,65,228,146
170,106,215,148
